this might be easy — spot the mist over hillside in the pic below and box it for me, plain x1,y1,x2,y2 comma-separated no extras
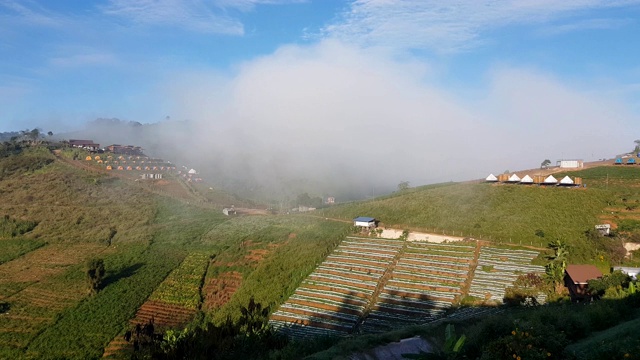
56,42,635,202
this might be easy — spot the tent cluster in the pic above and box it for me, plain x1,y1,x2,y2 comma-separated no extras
614,157,638,165
485,173,583,186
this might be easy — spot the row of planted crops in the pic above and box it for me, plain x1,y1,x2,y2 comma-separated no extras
269,236,545,338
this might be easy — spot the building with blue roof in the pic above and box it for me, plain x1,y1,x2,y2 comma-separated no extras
353,216,376,228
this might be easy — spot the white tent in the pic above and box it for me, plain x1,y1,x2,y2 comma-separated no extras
520,175,534,184
485,174,498,182
543,175,558,184
559,176,574,185
188,169,197,174
508,174,521,182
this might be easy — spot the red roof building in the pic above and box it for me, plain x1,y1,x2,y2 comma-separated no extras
564,264,603,300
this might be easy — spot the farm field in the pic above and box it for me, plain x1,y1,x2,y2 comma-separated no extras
270,236,543,338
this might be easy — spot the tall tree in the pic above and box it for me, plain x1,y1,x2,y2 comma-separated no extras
86,258,105,295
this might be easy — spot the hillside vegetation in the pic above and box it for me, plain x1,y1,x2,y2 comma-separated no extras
323,166,640,261
1,143,639,359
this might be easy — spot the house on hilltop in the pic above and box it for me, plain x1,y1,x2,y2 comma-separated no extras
565,264,603,300
69,139,100,151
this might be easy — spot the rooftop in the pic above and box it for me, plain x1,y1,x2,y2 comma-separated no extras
565,264,603,284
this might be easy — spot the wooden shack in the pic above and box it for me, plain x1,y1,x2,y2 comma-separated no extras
565,265,603,301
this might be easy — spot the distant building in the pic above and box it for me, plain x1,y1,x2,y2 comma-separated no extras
106,144,144,155
326,196,335,204
69,139,100,151
353,216,376,228
557,159,584,169
564,264,603,300
595,224,611,236
140,173,162,180
613,266,640,280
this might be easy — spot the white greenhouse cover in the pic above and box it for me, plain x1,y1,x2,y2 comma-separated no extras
543,175,558,184
560,176,574,184
520,175,534,183
508,174,521,182
486,174,498,181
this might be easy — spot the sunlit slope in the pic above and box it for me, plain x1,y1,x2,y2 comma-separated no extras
325,166,640,247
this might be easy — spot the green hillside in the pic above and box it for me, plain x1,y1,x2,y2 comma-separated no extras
1,143,639,359
323,166,640,262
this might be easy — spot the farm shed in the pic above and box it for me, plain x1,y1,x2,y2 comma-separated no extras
507,174,521,183
613,267,640,280
557,159,584,168
542,175,558,185
353,217,376,228
595,224,611,236
559,176,575,186
520,175,534,184
485,174,498,182
564,265,603,300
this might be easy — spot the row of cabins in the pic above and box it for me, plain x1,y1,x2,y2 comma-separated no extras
486,174,583,186
69,139,143,155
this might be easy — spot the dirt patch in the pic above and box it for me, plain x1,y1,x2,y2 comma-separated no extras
202,271,242,311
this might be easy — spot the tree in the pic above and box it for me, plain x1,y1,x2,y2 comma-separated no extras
397,181,410,191
540,159,551,169
47,131,53,137
545,239,569,294
86,258,105,295
238,297,270,336
634,139,640,153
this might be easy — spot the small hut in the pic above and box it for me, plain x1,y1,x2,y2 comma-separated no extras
507,174,521,183
627,158,636,165
520,175,534,184
559,176,575,186
565,265,603,300
542,175,558,185
353,217,377,229
485,174,498,182
614,158,623,165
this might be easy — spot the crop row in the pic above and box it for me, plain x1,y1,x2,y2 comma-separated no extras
148,251,210,310
269,236,398,338
469,247,543,303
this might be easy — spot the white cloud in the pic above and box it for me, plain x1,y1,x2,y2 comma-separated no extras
161,40,634,197
322,0,640,52
0,0,65,27
102,0,305,35
103,0,243,34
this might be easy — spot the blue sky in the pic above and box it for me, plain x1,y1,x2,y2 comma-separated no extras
1,1,640,185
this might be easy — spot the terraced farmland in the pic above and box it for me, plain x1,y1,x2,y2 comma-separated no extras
270,236,543,338
269,237,402,338
362,241,477,333
469,246,545,303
